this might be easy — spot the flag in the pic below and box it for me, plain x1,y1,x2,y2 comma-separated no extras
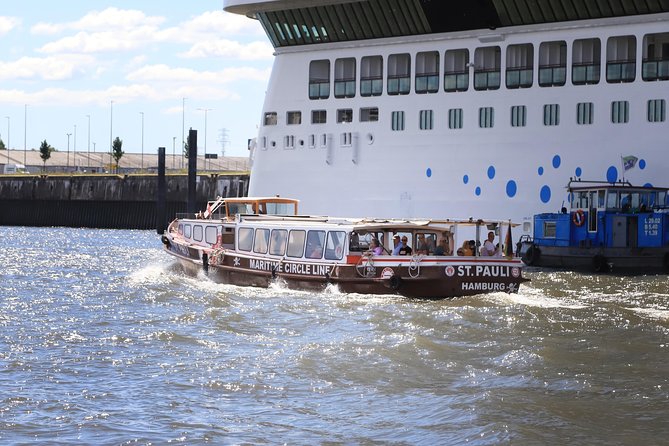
622,155,638,171
503,221,513,258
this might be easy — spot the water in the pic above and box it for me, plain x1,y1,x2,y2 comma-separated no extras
0,227,667,445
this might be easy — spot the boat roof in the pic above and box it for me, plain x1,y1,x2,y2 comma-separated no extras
567,180,669,193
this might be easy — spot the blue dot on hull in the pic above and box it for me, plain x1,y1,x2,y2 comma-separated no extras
426,168,432,178
552,155,561,169
487,166,495,180
506,180,517,198
606,166,618,183
540,185,551,203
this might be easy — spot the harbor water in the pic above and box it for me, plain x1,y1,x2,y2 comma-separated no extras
1,227,667,445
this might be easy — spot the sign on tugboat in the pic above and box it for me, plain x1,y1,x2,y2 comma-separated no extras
161,196,529,299
520,180,669,273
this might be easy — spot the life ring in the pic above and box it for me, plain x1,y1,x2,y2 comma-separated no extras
523,244,540,266
572,209,585,227
389,275,403,291
592,254,608,273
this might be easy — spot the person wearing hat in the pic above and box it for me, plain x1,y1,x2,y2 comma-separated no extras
392,234,402,255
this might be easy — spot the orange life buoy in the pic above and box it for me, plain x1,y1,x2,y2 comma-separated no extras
572,209,585,227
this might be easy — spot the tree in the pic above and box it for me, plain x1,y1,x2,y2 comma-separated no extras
112,136,124,173
39,140,53,172
0,138,6,151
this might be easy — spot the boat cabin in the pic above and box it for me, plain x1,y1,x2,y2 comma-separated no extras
533,181,669,249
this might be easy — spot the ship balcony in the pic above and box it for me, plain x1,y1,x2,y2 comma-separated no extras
473,69,501,91
387,75,410,95
642,58,669,81
505,67,533,89
444,72,469,92
334,79,356,98
538,65,566,87
572,63,601,85
606,60,636,83
415,73,439,93
309,80,330,100
360,77,383,97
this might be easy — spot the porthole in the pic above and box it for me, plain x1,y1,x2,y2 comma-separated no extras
366,133,374,145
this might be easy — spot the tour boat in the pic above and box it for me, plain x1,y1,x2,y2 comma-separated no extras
161,196,529,299
223,0,669,236
519,180,669,273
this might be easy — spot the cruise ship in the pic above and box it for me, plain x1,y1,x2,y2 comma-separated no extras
223,0,669,233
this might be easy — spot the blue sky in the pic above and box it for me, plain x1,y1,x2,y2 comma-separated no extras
0,1,273,158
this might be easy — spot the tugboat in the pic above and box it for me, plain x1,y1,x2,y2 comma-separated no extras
520,180,669,273
161,196,529,299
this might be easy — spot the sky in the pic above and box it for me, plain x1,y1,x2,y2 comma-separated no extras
0,1,274,158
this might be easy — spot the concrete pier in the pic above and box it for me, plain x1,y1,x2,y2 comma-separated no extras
0,173,249,229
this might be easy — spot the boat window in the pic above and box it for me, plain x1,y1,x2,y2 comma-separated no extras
264,202,297,216
305,230,326,259
506,43,533,89
607,36,636,83
388,53,411,95
228,202,255,215
349,231,383,253
287,111,301,125
416,232,437,255
543,104,560,126
391,111,405,131
606,191,619,209
178,223,184,235
611,100,629,123
269,229,288,256
474,46,501,91
577,102,594,125
253,228,270,254
312,110,327,124
643,32,669,81
264,112,277,126
539,41,567,87
479,107,494,128
325,231,346,260
449,108,464,129
287,230,306,258
416,51,439,93
444,49,469,92
360,107,379,122
543,221,557,238
192,225,203,242
309,60,330,99
572,191,588,209
648,99,666,122
657,191,668,208
205,226,218,244
511,105,527,127
337,109,353,123
334,58,356,98
572,38,601,85
238,227,254,252
597,191,606,208
361,55,383,97
184,224,192,239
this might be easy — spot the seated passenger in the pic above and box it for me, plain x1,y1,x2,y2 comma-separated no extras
481,231,497,256
434,238,450,256
369,238,383,256
398,236,413,256
459,240,474,256
416,234,429,255
391,235,402,255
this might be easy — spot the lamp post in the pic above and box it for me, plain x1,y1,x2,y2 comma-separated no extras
109,100,113,172
197,108,213,171
140,111,144,170
172,136,176,170
66,132,72,170
86,115,91,169
181,97,186,169
73,124,77,171
23,104,27,168
4,116,8,165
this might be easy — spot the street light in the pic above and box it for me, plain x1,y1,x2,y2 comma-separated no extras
181,97,186,169
4,116,8,165
86,115,91,169
109,100,114,172
197,108,213,171
140,111,144,170
66,132,72,169
172,136,176,170
73,124,77,171
23,104,27,169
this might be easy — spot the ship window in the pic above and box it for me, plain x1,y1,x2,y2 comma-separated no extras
305,230,326,259
308,134,315,148
360,107,379,122
269,229,288,256
287,111,301,125
474,46,501,91
238,227,254,252
253,228,270,254
607,36,636,83
643,33,669,81
573,38,601,85
205,226,218,244
261,136,267,150
337,109,353,123
183,224,192,239
264,112,277,126
577,102,594,125
543,104,560,126
511,105,527,127
361,55,383,97
391,111,405,131
506,44,533,89
606,191,619,209
611,101,629,124
311,110,327,124
178,223,184,235
334,58,356,98
388,53,411,95
539,41,566,87
325,231,346,260
416,51,439,94
284,135,295,149
479,107,494,128
340,132,352,147
320,134,327,148
543,221,557,238
449,108,463,129
648,99,666,122
419,110,434,130
309,60,330,99
287,230,306,258
193,225,203,242
444,49,469,92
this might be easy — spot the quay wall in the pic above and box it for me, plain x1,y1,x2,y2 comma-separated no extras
0,173,249,229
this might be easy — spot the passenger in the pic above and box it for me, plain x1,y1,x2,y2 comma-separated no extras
398,236,413,256
481,231,497,256
392,235,402,255
416,234,429,255
426,234,436,254
369,239,383,256
459,240,473,256
434,238,450,256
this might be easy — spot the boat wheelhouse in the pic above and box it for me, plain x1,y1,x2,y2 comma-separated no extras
161,196,528,299
520,180,669,273
223,0,669,234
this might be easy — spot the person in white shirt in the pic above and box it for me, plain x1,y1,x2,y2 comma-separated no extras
481,231,497,256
